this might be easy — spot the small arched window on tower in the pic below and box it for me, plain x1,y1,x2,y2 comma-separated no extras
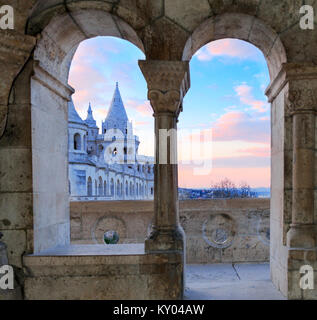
98,177,103,196
130,182,133,196
104,181,107,196
112,148,118,156
83,135,87,152
74,133,81,150
87,177,92,196
116,179,120,197
98,145,104,157
110,178,114,196
124,147,127,155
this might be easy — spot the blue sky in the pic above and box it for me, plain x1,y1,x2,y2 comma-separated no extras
68,36,271,188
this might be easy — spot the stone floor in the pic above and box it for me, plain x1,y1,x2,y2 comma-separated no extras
33,246,285,300
185,263,286,300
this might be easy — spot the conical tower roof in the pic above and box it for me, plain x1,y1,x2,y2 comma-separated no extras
105,82,128,123
85,102,98,128
68,98,85,125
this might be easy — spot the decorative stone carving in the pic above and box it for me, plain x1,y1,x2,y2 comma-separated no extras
285,84,317,249
285,89,317,116
257,215,270,247
202,214,236,249
92,216,126,244
138,60,190,115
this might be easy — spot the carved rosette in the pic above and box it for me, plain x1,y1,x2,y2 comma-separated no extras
138,60,190,116
285,88,317,116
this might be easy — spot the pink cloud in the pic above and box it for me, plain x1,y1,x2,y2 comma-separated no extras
212,111,270,143
179,111,270,144
195,39,262,61
68,48,113,114
237,146,270,157
126,100,153,118
178,165,270,188
134,121,150,126
234,84,268,112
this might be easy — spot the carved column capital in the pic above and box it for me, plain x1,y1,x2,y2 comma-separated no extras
138,60,190,116
285,88,317,116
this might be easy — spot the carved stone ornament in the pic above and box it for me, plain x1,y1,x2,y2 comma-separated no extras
285,89,317,115
138,60,190,115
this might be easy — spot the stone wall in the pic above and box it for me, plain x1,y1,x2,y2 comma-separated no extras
70,199,270,264
23,247,183,300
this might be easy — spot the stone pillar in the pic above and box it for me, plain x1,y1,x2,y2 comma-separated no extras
266,63,317,299
286,84,317,249
139,60,190,252
286,87,316,248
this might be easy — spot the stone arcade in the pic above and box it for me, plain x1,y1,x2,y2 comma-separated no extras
0,0,317,300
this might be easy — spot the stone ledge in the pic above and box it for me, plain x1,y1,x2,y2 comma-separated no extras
23,245,183,299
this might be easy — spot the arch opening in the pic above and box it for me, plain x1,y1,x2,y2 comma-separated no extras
179,33,282,299
25,7,147,253
182,13,287,81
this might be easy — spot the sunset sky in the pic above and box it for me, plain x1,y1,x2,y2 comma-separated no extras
68,36,271,188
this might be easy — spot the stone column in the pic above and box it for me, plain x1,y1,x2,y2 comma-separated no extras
286,86,316,248
139,60,190,252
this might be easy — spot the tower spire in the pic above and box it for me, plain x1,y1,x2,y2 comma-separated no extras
102,82,129,135
105,82,128,123
85,102,97,127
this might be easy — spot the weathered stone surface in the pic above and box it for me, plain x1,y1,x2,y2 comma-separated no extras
209,0,260,16
0,193,33,230
165,0,211,32
1,229,27,268
23,250,183,300
115,0,163,30
70,199,271,263
140,16,190,60
256,0,303,34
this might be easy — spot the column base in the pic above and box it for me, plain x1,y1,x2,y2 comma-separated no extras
287,224,316,249
145,225,185,253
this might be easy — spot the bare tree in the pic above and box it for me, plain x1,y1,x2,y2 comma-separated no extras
211,178,257,199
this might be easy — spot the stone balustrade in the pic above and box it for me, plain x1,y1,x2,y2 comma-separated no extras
70,198,270,264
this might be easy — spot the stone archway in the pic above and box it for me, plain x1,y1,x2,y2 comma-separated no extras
180,14,316,299
9,7,145,254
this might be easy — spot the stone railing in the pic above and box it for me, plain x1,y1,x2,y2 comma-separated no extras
70,199,270,263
